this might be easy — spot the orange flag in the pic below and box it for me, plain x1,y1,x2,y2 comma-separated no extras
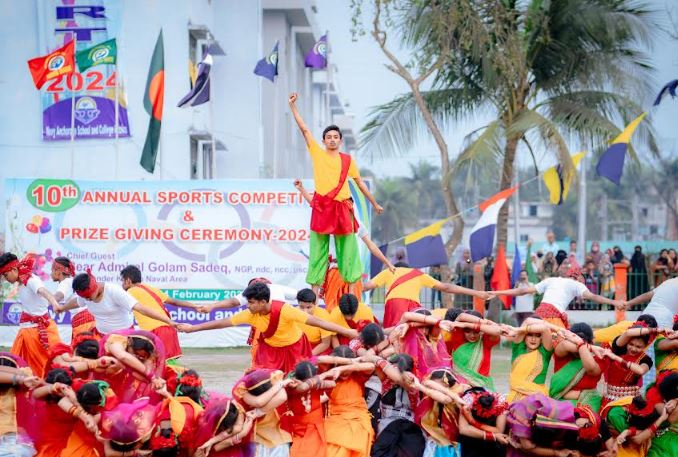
27,40,76,89
490,244,511,310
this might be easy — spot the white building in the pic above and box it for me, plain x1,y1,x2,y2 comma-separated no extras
0,0,355,230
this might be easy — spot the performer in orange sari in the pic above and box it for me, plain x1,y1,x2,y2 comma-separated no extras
179,283,355,373
59,379,119,457
1,253,61,377
322,346,376,457
285,361,337,457
51,256,96,340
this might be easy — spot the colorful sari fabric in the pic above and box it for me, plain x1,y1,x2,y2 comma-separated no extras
602,350,650,406
507,342,552,403
450,334,497,390
415,368,465,455
322,266,362,313
325,374,374,457
285,388,326,457
399,326,450,377
507,394,577,457
647,423,678,457
100,397,159,445
534,302,569,329
99,329,166,403
0,353,38,455
601,397,648,457
150,396,203,457
70,309,96,341
193,397,255,457
33,400,77,457
10,317,60,378
232,369,292,451
550,354,605,412
654,336,678,373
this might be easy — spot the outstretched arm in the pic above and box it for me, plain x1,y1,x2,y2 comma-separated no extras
353,176,383,214
132,302,175,326
624,290,655,309
581,290,622,309
164,296,199,310
305,315,358,340
435,282,491,300
177,318,235,333
37,287,60,310
360,234,394,272
288,92,313,146
492,286,537,297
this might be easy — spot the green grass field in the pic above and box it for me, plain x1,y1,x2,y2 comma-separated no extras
181,344,514,395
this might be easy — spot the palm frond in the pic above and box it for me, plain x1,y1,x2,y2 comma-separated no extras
359,88,486,158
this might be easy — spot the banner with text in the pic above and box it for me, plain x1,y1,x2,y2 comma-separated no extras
2,178,372,345
38,0,130,140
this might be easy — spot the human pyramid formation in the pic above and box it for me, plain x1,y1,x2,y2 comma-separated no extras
0,93,677,457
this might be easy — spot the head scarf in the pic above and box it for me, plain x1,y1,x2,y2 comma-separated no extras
52,259,76,277
575,404,602,441
100,398,159,445
0,255,35,286
75,268,99,298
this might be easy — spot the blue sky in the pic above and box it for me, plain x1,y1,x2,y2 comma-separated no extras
317,0,678,178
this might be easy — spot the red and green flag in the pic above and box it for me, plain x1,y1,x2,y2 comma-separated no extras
140,30,164,173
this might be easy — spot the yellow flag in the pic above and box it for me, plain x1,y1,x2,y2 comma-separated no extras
543,152,585,205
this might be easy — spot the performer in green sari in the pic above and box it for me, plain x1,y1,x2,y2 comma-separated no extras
445,311,501,390
550,323,608,412
503,317,554,402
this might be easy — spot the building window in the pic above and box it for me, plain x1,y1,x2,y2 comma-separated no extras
528,205,538,217
189,27,210,64
650,225,658,235
641,207,648,217
520,234,529,242
190,136,214,180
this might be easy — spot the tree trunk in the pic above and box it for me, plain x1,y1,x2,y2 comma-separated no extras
496,134,520,248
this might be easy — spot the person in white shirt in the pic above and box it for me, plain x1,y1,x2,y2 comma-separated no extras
51,256,96,339
623,276,678,328
56,269,177,336
540,230,560,255
0,252,61,377
513,270,535,326
495,267,622,329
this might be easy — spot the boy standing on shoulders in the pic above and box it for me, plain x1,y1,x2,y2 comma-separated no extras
289,92,383,294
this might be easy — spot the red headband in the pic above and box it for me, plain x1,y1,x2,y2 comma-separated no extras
52,260,76,277
178,373,202,388
673,314,678,325
0,256,35,286
76,268,99,299
632,321,648,329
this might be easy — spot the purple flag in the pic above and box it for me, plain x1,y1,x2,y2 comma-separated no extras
511,244,522,287
177,52,212,107
370,244,389,277
305,35,327,69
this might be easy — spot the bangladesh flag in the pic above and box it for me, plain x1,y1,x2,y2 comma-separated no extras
75,38,117,72
140,31,164,174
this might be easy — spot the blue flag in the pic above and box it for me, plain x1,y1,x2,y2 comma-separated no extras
177,51,212,107
511,244,522,287
370,244,389,277
254,41,278,82
596,112,647,185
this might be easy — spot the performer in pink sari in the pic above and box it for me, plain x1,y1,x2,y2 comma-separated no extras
99,328,166,403
99,397,159,455
395,309,451,375
193,397,256,457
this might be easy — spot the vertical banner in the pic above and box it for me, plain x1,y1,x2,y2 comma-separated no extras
38,0,130,140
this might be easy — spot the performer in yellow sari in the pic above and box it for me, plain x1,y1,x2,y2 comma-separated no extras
504,317,554,402
601,395,658,457
655,317,678,373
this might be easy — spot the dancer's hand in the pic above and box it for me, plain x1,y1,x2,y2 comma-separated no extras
387,262,396,274
176,323,194,333
96,356,119,369
82,413,98,434
614,300,627,311
21,375,42,389
293,179,304,190
196,304,212,314
374,203,384,214
494,434,510,445
288,92,298,105
616,429,630,445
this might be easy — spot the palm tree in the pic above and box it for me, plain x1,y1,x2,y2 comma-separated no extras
361,0,658,248
406,160,440,219
373,177,418,243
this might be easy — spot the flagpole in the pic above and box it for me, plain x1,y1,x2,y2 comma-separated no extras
114,60,120,179
577,152,587,264
209,48,217,180
69,37,77,177
273,81,279,178
325,31,330,127
513,179,520,253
